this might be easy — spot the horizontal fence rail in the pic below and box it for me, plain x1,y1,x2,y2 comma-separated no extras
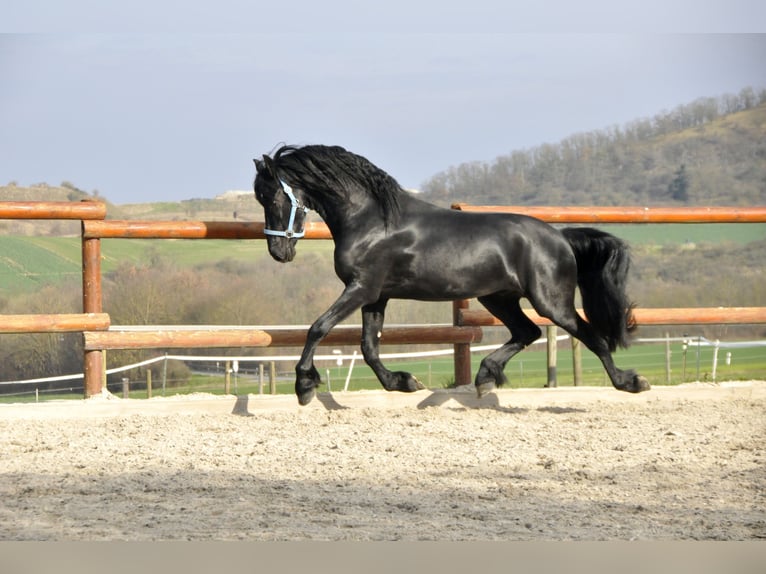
457,307,766,327
258,325,483,347
82,206,766,240
83,220,333,240
84,329,273,350
83,325,483,351
0,200,107,220
0,313,111,334
451,204,766,223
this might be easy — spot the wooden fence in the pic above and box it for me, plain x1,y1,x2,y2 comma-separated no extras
1,200,765,397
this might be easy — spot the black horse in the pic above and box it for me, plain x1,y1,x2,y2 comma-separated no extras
253,144,650,405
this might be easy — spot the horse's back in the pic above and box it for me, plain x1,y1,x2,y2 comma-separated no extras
413,204,571,258
371,201,577,300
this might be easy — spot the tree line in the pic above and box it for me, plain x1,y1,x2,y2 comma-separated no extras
421,87,766,207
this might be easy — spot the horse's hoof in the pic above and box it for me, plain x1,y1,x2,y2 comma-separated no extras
476,381,496,398
394,372,424,393
296,387,316,406
618,375,651,394
632,375,651,393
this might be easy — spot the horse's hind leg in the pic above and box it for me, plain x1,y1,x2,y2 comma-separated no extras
361,299,425,393
537,302,650,394
566,314,649,393
475,293,542,398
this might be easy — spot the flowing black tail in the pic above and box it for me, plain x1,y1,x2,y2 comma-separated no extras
562,227,637,352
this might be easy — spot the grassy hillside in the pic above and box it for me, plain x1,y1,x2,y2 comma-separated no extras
0,236,84,293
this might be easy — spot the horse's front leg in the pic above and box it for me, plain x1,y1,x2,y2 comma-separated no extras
361,299,425,394
295,284,369,405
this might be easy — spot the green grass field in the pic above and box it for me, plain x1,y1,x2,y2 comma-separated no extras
0,236,84,293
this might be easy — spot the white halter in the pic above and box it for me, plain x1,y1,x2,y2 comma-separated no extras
262,180,309,239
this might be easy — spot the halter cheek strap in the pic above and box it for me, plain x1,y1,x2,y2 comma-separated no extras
263,181,310,239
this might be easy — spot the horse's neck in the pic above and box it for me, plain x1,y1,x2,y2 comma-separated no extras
308,185,442,237
310,190,390,237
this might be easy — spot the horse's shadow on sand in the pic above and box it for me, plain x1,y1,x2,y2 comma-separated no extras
232,390,586,415
413,389,524,413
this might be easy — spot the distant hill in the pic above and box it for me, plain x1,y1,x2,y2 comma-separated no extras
422,88,766,207
0,182,91,203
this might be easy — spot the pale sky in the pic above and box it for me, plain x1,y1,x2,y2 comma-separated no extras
1,2,765,204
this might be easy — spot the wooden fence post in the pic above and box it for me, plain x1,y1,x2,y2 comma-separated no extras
162,354,168,395
546,326,557,388
665,332,672,384
572,337,582,386
269,362,277,394
452,299,472,386
81,225,104,398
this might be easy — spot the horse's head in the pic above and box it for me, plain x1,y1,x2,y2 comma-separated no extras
253,155,309,263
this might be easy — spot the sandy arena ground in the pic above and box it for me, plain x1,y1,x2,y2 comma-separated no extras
0,381,764,541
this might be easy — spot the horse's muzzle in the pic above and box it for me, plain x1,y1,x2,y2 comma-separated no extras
267,239,296,263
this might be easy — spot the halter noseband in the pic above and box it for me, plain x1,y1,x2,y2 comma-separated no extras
263,180,309,239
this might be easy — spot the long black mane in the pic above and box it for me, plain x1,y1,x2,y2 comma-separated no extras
272,145,403,226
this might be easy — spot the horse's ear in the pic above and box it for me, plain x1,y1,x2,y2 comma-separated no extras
254,158,265,173
262,154,279,179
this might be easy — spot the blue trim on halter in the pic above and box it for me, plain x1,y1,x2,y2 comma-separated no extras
263,180,309,239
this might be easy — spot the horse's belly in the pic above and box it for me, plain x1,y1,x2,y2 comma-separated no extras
383,259,519,301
